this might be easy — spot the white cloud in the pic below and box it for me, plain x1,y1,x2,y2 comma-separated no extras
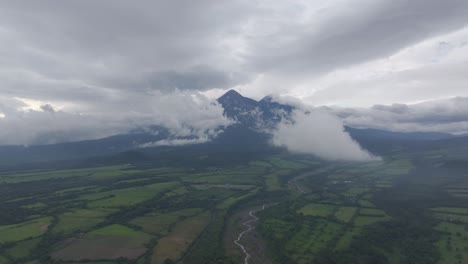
0,92,232,145
302,26,468,106
271,109,378,161
139,137,211,148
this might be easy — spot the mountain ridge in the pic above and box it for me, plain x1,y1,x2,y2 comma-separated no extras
0,90,465,167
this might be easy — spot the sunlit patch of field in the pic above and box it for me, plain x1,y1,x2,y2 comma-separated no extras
0,165,135,184
249,160,272,167
343,187,369,197
51,224,151,261
433,213,468,224
21,202,47,209
357,199,375,208
53,208,116,235
334,207,358,223
217,188,259,210
151,212,210,264
0,216,52,243
83,181,178,208
265,174,282,191
353,209,390,227
191,184,255,191
431,207,468,215
269,157,308,170
375,180,393,188
431,207,468,224
435,221,468,264
298,203,336,217
186,174,260,185
54,185,98,196
163,186,189,198
378,159,413,176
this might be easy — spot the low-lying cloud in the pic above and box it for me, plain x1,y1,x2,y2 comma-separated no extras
0,92,232,145
139,137,211,148
328,97,468,134
271,109,378,161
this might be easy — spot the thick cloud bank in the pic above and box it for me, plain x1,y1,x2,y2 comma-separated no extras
272,110,377,161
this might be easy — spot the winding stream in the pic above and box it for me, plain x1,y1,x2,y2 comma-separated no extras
234,204,265,264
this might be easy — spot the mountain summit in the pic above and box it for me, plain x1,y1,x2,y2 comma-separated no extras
217,90,293,128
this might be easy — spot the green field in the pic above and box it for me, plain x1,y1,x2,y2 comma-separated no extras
265,174,282,191
358,199,375,207
435,222,468,264
0,217,52,243
54,208,115,235
359,208,387,216
130,208,203,235
285,220,343,263
431,207,468,215
51,224,151,261
1,147,467,264
433,213,468,224
84,181,178,208
298,203,336,217
353,215,390,226
344,187,369,197
334,206,358,223
335,227,362,250
0,165,134,184
151,212,210,264
4,238,40,259
269,157,308,169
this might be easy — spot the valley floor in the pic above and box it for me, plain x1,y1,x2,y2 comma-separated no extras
1,149,468,264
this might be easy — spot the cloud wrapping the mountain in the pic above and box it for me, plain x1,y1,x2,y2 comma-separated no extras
271,110,377,161
139,137,211,148
0,92,231,145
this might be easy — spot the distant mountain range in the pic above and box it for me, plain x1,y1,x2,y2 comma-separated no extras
0,90,465,168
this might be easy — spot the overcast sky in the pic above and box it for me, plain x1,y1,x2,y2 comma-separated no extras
1,0,468,144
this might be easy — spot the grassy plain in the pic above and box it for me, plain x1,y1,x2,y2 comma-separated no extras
51,224,151,261
53,208,115,235
130,208,203,235
0,217,52,243
435,222,468,264
151,212,210,264
334,206,357,223
298,203,336,217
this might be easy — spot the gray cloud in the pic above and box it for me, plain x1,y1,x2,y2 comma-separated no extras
329,97,468,134
248,0,468,76
0,1,467,145
306,62,468,106
146,66,249,92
